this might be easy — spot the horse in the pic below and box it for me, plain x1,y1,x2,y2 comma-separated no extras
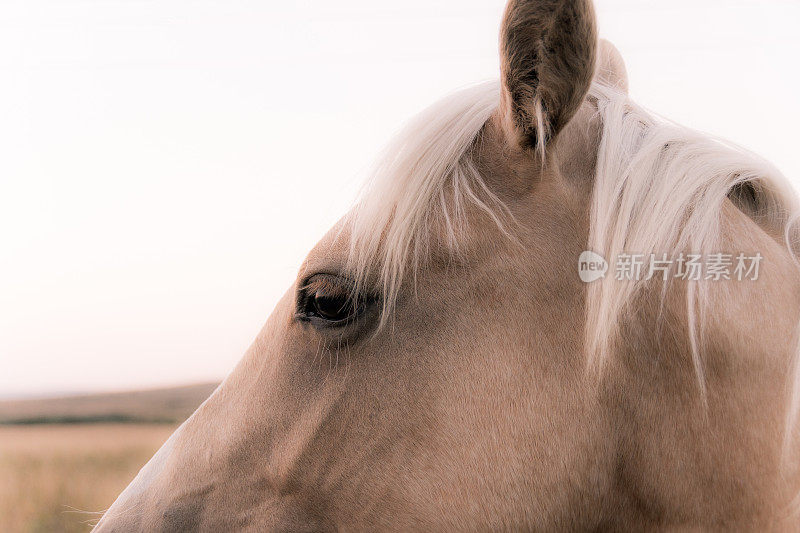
94,0,800,530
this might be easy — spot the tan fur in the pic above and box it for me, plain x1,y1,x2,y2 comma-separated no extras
95,1,800,531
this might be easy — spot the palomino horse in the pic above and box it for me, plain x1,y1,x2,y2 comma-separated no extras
96,0,800,530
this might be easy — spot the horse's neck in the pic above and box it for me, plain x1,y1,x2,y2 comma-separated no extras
606,201,800,527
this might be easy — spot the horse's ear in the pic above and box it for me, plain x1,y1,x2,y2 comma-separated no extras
597,39,629,94
499,0,598,151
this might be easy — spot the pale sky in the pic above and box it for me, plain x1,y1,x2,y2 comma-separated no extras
2,0,799,398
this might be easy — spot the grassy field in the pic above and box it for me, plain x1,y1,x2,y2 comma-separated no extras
0,384,217,532
0,424,175,532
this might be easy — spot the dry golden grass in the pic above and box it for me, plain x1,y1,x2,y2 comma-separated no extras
0,424,176,533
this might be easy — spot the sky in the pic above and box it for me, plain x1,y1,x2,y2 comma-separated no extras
1,0,799,398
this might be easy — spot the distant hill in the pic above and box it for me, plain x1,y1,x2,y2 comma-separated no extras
0,382,219,425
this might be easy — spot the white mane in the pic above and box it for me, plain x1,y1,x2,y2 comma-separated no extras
346,81,510,318
585,83,799,393
347,79,800,436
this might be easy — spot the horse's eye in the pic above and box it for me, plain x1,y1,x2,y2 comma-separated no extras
297,274,367,328
311,291,352,321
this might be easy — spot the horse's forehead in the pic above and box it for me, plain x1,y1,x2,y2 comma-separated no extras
298,77,611,285
298,218,352,281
